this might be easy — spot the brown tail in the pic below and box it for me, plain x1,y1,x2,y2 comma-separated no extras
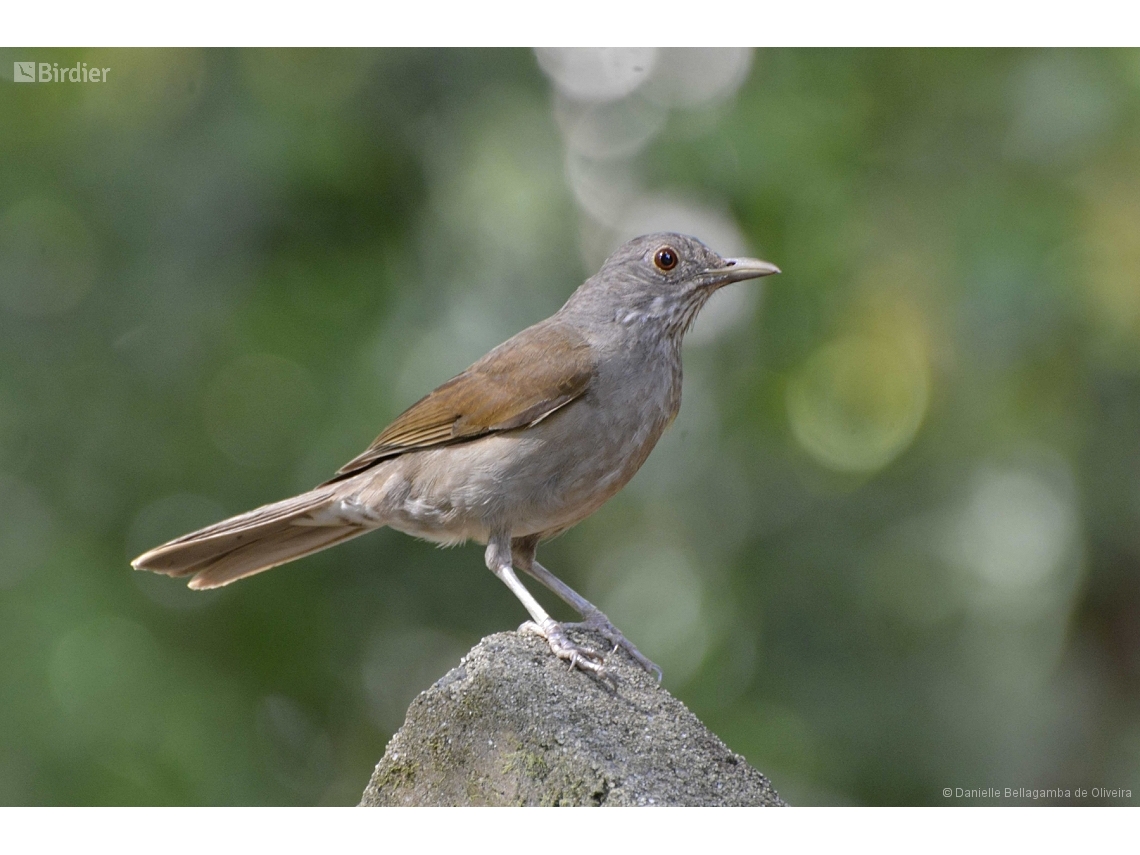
131,486,376,590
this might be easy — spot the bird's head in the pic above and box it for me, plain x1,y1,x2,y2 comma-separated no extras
564,232,780,337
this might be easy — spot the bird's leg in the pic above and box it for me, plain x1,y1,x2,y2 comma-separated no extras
485,535,605,676
511,536,662,681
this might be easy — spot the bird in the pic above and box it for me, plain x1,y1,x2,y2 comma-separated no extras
132,233,780,679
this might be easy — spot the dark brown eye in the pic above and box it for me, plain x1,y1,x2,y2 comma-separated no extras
654,246,678,271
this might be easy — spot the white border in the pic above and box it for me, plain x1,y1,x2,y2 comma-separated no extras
3,1,1138,47
3,805,1139,853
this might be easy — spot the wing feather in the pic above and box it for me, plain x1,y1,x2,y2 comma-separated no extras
324,320,594,483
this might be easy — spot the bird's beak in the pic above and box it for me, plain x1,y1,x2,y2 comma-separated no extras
703,257,781,288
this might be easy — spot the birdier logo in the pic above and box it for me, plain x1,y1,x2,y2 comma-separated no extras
12,61,110,83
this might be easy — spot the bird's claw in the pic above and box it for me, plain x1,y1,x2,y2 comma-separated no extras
519,619,608,678
564,611,662,681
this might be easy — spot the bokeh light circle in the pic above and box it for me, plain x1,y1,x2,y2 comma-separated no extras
787,336,930,474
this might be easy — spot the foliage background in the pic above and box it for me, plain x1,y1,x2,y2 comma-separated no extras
1,48,1138,805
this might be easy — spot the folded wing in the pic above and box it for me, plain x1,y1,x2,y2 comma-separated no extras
326,320,595,483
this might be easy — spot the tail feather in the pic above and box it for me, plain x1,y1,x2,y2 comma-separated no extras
131,486,376,590
183,524,367,589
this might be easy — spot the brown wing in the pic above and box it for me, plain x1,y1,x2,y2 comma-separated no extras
324,319,595,484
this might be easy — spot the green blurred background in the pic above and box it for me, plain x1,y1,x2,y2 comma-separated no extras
1,48,1138,806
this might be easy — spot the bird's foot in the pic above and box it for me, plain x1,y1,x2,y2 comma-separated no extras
519,619,607,677
564,610,662,681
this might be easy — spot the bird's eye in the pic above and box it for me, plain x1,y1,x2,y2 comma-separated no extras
654,246,678,271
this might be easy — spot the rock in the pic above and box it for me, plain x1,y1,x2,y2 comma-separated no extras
360,629,785,806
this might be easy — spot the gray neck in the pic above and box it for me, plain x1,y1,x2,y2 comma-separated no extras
557,275,707,346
